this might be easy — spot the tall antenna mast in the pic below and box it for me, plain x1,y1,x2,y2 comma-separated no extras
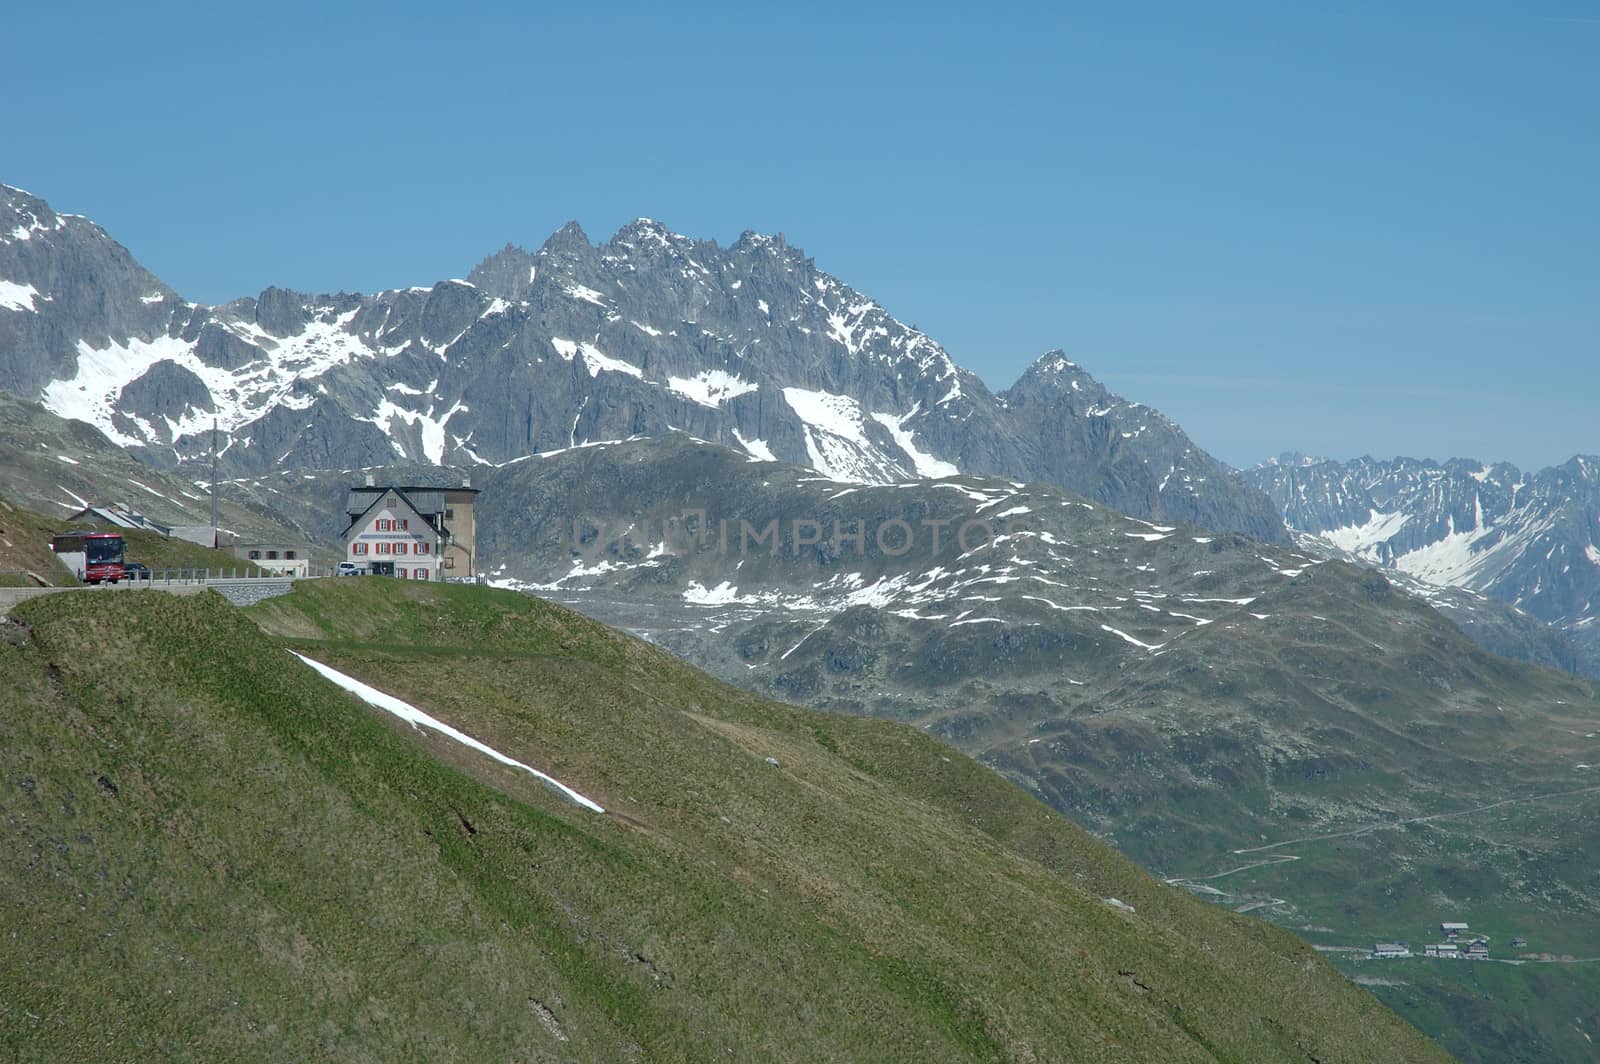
210,418,220,548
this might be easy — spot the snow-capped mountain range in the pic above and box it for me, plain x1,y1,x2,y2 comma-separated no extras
1246,453,1600,671
0,182,1286,543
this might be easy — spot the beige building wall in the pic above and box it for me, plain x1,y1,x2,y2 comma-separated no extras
441,488,477,576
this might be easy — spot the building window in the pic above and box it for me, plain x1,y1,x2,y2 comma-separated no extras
396,542,408,555
248,550,261,560
398,567,408,579
267,550,279,559
443,556,455,569
445,508,454,520
418,542,430,555
352,542,368,556
416,569,428,580
285,550,296,560
399,519,408,531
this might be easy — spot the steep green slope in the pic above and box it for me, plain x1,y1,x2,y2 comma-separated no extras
0,582,1447,1062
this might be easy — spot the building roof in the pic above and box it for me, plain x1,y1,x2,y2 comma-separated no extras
341,488,447,543
66,505,171,534
343,485,474,519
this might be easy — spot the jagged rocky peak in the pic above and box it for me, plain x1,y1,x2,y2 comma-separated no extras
3,185,1289,543
466,242,537,300
538,219,593,258
1007,350,1109,397
608,216,690,248
254,286,312,337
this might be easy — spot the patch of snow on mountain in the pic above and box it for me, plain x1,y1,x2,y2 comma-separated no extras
578,344,642,379
367,398,468,464
1392,515,1490,586
782,386,903,484
1322,509,1411,561
1100,624,1165,651
41,335,194,446
550,337,641,378
732,429,777,463
870,407,959,478
0,279,44,311
564,283,608,307
668,369,757,407
684,580,741,605
783,387,869,446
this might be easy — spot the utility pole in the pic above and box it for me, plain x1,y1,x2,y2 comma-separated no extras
210,418,220,548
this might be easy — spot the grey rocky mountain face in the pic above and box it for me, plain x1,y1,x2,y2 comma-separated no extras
0,183,1285,543
1246,454,1600,674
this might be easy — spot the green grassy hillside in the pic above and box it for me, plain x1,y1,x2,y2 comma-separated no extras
0,580,1448,1061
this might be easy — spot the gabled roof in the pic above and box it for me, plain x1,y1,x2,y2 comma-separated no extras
341,488,444,542
67,505,171,534
344,484,475,518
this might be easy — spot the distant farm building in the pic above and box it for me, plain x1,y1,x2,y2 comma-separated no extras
1371,943,1411,959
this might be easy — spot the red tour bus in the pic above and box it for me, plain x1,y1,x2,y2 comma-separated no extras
50,531,127,584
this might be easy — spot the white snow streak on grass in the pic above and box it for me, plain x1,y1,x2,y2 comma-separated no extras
292,652,605,813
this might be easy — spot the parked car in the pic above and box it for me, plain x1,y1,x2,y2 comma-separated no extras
336,562,367,576
123,562,151,581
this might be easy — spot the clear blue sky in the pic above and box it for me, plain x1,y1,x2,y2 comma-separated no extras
4,1,1595,470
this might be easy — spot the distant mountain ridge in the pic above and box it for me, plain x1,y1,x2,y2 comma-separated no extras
0,182,1287,542
1246,452,1600,673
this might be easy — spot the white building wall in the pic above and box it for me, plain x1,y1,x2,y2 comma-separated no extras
345,503,442,579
